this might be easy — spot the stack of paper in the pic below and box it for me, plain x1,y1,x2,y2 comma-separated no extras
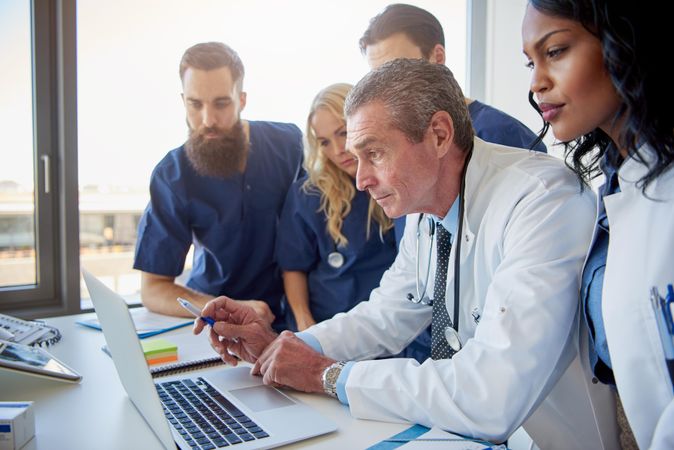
141,338,178,366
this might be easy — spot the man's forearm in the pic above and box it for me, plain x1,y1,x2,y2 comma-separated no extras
141,277,213,316
282,271,315,329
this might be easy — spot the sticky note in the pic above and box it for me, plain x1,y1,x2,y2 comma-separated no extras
141,338,178,365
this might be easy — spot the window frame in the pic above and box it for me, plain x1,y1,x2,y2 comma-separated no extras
0,0,80,319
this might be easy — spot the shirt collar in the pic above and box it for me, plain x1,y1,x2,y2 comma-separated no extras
432,195,461,238
599,144,623,196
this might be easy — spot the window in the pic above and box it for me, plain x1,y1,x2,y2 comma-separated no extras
76,0,467,308
0,2,36,290
0,1,79,317
1,1,467,313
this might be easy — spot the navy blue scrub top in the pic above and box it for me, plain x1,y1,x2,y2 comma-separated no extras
276,177,397,326
133,121,303,327
468,100,547,154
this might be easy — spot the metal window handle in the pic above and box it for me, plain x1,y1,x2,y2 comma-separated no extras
41,154,50,194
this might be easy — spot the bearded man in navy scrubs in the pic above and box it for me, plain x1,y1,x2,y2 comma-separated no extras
133,42,302,331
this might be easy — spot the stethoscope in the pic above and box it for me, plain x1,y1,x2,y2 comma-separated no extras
327,249,344,269
405,148,472,353
327,226,386,269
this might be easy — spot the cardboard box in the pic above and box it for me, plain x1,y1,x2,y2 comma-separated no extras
0,402,34,450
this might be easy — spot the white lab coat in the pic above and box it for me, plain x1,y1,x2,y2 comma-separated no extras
590,144,674,449
307,138,619,449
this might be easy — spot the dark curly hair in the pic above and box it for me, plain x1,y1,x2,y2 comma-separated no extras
528,0,674,191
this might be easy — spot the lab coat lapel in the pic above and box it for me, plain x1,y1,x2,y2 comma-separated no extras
442,145,478,337
602,152,674,448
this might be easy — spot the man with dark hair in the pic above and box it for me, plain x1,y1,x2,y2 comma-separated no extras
361,4,547,363
360,4,545,159
359,3,446,67
133,42,302,331
195,59,616,449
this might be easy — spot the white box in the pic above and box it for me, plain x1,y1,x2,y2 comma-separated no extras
0,402,34,450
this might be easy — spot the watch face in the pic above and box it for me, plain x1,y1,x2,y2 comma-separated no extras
323,362,345,396
327,366,340,382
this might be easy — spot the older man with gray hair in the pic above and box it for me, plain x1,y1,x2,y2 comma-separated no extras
194,59,618,449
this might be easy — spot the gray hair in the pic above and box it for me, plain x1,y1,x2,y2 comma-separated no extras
344,58,473,150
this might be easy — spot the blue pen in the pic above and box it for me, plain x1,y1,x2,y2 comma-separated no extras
651,288,674,357
665,284,674,336
651,287,674,390
177,297,215,326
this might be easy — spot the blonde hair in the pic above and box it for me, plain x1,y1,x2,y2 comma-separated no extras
304,83,393,247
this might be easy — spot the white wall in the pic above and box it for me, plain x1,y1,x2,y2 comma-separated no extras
478,0,560,157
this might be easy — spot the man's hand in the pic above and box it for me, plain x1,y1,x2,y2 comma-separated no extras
242,299,275,325
252,331,335,394
193,296,278,366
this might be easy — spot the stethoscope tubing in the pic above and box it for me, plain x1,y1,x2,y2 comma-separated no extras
410,147,473,334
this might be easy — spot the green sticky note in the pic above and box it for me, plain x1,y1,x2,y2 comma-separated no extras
141,338,178,357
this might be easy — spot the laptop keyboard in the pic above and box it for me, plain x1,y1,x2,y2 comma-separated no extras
156,377,270,449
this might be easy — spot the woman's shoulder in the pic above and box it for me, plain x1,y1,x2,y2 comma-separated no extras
623,143,674,201
286,176,322,207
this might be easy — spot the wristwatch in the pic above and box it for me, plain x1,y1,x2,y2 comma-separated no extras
321,361,347,398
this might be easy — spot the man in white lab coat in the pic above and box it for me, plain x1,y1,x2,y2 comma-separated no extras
195,59,618,449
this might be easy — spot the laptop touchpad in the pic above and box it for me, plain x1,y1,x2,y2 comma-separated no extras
229,386,295,412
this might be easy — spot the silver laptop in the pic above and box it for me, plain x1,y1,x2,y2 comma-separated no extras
82,269,336,450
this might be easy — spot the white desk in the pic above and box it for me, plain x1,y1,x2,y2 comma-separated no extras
0,313,407,449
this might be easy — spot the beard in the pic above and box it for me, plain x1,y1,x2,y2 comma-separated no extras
185,120,249,179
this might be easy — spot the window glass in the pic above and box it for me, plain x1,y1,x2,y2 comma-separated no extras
76,0,466,306
0,1,36,288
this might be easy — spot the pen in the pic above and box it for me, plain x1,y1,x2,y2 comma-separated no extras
666,284,674,334
651,287,674,389
176,297,216,326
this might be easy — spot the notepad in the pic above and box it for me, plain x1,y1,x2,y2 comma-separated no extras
141,338,178,365
102,331,223,377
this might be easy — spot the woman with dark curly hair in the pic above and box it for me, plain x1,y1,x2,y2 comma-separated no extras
523,1,674,448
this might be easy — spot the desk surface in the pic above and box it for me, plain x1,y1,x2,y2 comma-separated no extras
0,313,407,450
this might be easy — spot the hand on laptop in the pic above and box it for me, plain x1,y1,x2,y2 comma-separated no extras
194,296,278,366
252,331,335,394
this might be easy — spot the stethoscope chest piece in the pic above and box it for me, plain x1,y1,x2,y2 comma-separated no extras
327,251,344,269
444,326,462,353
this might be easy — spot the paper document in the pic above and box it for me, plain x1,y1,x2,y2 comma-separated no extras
77,307,192,338
384,426,506,449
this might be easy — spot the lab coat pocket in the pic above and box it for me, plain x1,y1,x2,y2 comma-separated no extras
640,291,674,391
